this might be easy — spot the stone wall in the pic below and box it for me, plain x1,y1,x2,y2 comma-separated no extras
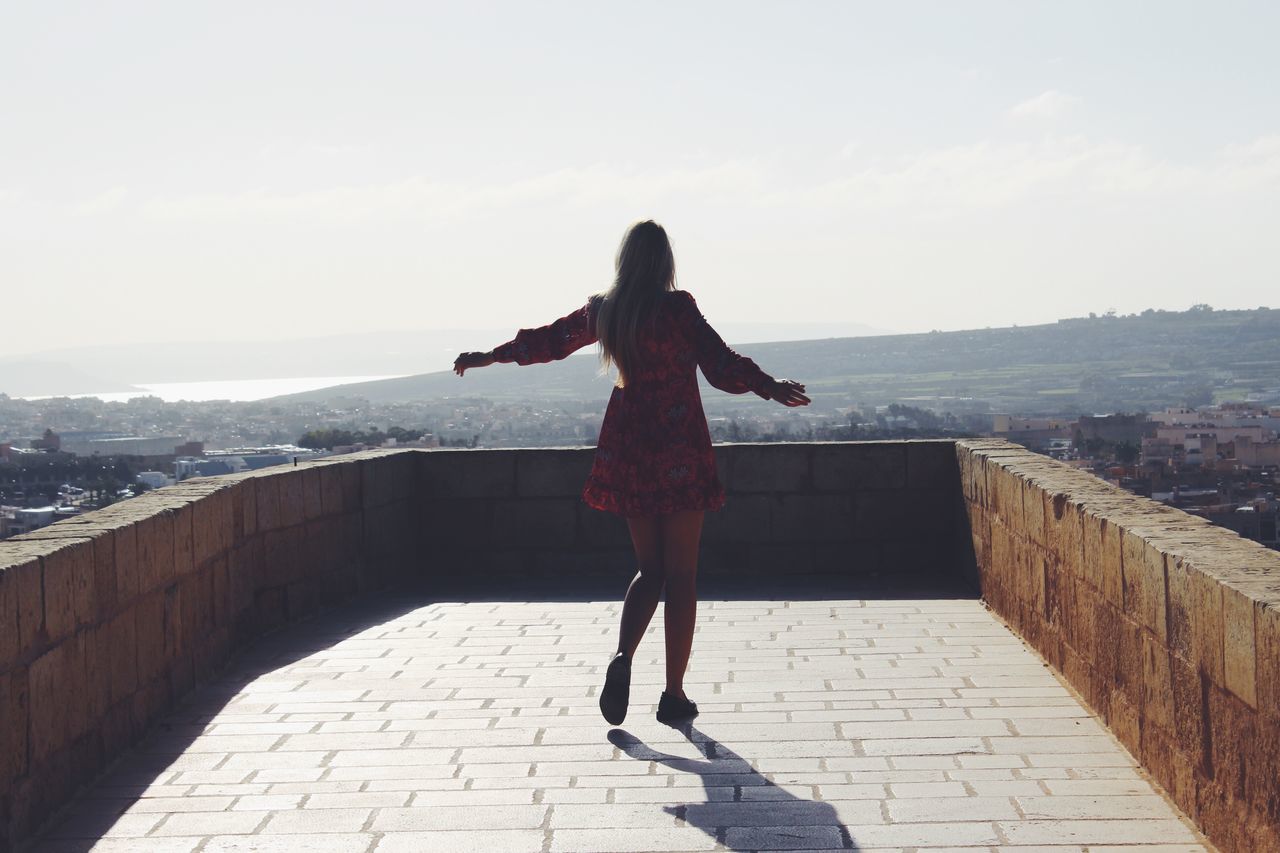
957,438,1280,852
0,449,419,851
417,440,971,584
32,437,1277,849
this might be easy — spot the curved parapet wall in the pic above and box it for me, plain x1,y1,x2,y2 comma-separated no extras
0,449,419,850
414,441,971,583
957,438,1280,852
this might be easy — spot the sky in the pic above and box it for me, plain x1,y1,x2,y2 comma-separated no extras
3,1,1279,359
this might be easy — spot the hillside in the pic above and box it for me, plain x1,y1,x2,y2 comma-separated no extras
275,307,1280,415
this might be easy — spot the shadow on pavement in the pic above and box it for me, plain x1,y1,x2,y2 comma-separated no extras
609,725,861,851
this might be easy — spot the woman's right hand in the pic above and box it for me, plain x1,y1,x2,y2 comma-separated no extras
454,351,495,376
770,379,810,407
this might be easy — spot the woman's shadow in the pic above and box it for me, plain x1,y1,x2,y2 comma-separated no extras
608,724,859,851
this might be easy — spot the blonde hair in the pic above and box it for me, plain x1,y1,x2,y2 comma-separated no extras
595,220,676,387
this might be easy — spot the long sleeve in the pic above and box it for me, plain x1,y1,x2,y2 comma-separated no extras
492,298,599,366
681,291,774,399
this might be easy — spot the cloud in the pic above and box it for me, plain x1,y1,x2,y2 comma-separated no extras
1009,90,1079,120
72,187,130,216
135,161,765,224
55,133,1280,230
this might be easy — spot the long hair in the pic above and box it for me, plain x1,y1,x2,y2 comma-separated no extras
595,220,676,388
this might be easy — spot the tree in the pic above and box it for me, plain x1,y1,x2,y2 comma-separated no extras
1115,441,1140,465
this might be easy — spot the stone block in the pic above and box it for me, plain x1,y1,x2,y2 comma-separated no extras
742,541,811,574
813,442,906,491
106,609,137,704
2,665,30,785
1221,585,1257,707
1170,656,1207,774
252,471,282,532
363,452,416,507
1108,690,1141,756
905,440,957,488
278,470,307,528
988,518,1015,598
1045,493,1083,579
233,477,256,538
1138,720,1177,803
991,468,1024,530
1099,516,1124,607
490,500,578,548
254,474,283,532
209,555,230,629
301,467,324,520
112,517,139,604
318,463,344,516
173,502,195,581
340,459,363,511
263,528,301,589
91,531,118,622
721,443,811,493
1020,478,1047,546
1142,631,1175,731
422,449,515,499
881,538,950,576
1257,603,1280,720
516,449,594,497
1120,529,1167,643
28,643,72,764
578,504,631,548
852,490,932,540
1207,686,1255,802
134,591,167,684
255,586,287,630
1093,601,1121,687
82,622,111,726
192,488,234,567
1027,541,1048,620
1080,509,1104,593
287,579,320,620
421,499,492,548
771,493,855,542
813,541,881,574
1115,612,1144,707
228,538,261,626
1189,568,1225,686
135,511,175,595
40,538,95,645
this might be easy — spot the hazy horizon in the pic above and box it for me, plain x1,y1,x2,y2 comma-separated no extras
3,2,1278,359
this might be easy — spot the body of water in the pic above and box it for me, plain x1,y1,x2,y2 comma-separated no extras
25,375,405,403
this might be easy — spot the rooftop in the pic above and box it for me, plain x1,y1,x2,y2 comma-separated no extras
28,586,1207,852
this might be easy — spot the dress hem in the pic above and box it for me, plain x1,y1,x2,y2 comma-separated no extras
582,482,726,518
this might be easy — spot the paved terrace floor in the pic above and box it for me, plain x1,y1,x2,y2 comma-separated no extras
30,582,1210,853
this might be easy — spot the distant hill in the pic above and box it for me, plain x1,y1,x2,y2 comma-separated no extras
275,307,1280,415
3,320,889,389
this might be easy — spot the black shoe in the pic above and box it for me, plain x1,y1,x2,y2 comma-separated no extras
656,691,699,725
599,653,631,726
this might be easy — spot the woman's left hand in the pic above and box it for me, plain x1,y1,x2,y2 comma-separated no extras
454,351,495,376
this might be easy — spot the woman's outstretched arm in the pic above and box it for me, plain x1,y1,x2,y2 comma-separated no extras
681,291,810,407
454,298,598,375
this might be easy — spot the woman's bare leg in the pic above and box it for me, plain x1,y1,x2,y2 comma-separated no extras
617,516,664,659
659,510,704,697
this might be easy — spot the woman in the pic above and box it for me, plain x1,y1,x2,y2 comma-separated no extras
454,220,810,726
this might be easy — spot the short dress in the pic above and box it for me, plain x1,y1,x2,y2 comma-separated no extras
492,289,776,518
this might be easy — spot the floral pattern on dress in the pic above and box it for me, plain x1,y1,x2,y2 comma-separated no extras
492,290,774,518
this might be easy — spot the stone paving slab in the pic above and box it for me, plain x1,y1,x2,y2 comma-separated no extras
29,593,1212,852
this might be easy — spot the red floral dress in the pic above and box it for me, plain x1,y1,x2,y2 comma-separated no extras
492,290,775,518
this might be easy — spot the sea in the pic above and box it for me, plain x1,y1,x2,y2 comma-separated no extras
24,376,405,404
